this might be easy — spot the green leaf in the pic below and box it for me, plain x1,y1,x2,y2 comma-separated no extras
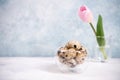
96,15,105,46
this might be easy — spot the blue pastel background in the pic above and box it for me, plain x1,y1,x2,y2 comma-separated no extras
0,0,120,57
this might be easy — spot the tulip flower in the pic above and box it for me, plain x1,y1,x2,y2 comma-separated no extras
78,5,107,60
78,5,96,36
78,5,93,23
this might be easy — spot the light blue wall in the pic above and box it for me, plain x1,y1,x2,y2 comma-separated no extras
0,0,120,57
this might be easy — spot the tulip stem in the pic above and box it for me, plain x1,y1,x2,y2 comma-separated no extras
89,23,96,36
99,47,107,60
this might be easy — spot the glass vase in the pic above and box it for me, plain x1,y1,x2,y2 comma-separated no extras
93,36,112,62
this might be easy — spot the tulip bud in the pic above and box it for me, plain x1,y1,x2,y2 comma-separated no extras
78,5,93,23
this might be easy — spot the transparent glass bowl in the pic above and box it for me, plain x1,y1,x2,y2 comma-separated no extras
55,56,89,73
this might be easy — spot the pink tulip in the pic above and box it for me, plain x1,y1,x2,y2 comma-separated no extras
78,5,93,23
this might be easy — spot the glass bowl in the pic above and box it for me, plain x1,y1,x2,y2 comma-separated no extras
55,56,89,73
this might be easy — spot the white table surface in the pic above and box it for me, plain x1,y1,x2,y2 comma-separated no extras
0,57,120,80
